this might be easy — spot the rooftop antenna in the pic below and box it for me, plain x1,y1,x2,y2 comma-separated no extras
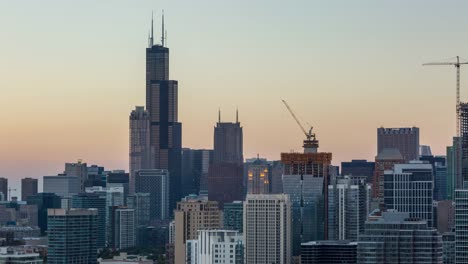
236,107,239,123
149,11,154,47
161,10,165,47
218,108,221,123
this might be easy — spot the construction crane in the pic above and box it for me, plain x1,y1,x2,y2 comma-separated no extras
423,56,468,136
281,99,318,152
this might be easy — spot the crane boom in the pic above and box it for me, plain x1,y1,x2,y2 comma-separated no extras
281,99,308,137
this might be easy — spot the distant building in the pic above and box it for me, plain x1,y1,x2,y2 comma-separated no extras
447,137,462,200
223,201,243,233
377,127,419,162
127,193,151,226
384,162,434,226
434,200,455,234
455,189,468,263
21,178,38,201
186,230,244,264
135,169,169,220
47,208,98,264
129,106,151,195
420,145,433,156
246,158,270,194
72,193,107,249
372,148,404,199
460,103,468,188
181,148,213,197
301,240,357,264
244,194,291,264
357,211,443,263
269,161,283,194
328,176,369,241
0,178,8,201
341,160,375,183
27,193,61,234
111,208,135,250
106,172,130,200
0,247,43,263
43,175,80,197
65,160,88,193
208,115,244,208
443,232,455,264
174,195,222,264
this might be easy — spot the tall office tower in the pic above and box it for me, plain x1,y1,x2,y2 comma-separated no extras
420,145,433,156
106,171,130,200
455,189,468,263
420,155,447,200
47,208,98,264
111,208,136,250
447,137,462,200
86,164,106,187
281,133,332,255
341,160,375,183
43,175,80,197
357,211,443,263
383,162,434,226
146,16,182,214
181,148,213,197
129,106,151,195
443,232,455,264
135,169,169,220
186,230,244,264
460,103,468,188
244,194,292,264
377,127,420,162
174,195,222,264
72,193,106,249
208,114,244,208
21,178,38,201
372,148,404,199
0,178,8,201
65,160,88,193
300,241,357,264
434,200,455,234
328,176,369,241
223,201,243,233
270,161,283,193
27,193,61,234
246,158,270,194
127,192,151,226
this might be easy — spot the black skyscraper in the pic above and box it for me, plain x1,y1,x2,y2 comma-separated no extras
146,14,182,212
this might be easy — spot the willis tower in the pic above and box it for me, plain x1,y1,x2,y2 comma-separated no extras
146,13,182,213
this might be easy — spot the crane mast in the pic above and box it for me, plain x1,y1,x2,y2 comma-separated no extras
281,99,318,153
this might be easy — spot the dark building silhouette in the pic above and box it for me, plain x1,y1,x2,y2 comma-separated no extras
341,160,375,183
72,193,106,249
21,178,38,201
27,193,61,234
107,171,130,201
208,112,244,208
181,148,213,197
0,178,8,201
301,241,357,264
146,15,182,212
377,127,419,162
129,106,151,194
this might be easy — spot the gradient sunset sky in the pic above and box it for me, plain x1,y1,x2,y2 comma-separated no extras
1,0,467,193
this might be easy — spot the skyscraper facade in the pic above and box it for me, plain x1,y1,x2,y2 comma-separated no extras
301,241,357,264
65,160,88,193
377,127,420,162
112,208,136,250
106,171,130,201
246,158,270,194
27,193,61,234
208,115,244,208
47,208,98,264
372,148,404,199
146,18,182,213
447,137,462,200
181,148,213,197
43,175,80,197
129,106,151,195
455,189,468,264
383,162,434,227
244,194,292,264
223,201,243,233
460,103,468,188
21,177,38,201
135,169,169,220
71,193,107,249
341,159,375,183
186,230,244,264
0,178,8,201
126,192,151,226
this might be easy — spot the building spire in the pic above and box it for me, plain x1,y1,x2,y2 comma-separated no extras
218,108,221,123
148,12,154,48
161,10,165,47
236,107,239,123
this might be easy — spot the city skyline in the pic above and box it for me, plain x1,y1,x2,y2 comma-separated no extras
2,1,468,193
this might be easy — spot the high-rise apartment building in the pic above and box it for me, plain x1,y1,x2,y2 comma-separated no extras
383,162,434,227
27,193,61,234
65,160,88,193
186,230,244,264
208,115,244,208
223,201,243,233
357,211,443,263
246,158,270,194
281,134,332,255
443,232,456,264
129,106,151,195
301,241,357,264
377,127,420,162
21,178,38,201
47,208,98,264
146,17,182,214
174,195,222,264
455,189,468,264
447,137,462,200
328,176,369,241
72,193,107,249
181,148,213,197
341,160,375,183
244,194,292,264
0,178,8,201
127,192,151,226
111,207,136,250
135,169,169,220
372,148,404,199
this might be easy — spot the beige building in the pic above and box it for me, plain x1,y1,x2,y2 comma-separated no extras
174,195,222,264
244,194,292,264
